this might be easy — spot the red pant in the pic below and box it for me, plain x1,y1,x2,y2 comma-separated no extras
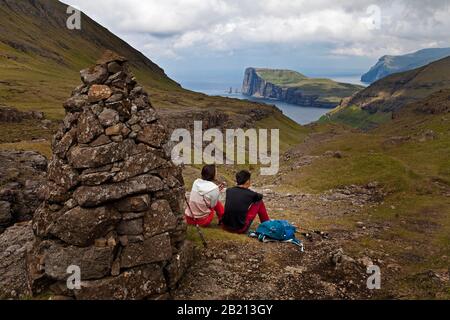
185,201,224,227
224,201,270,234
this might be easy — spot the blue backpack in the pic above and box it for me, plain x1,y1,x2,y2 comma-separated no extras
249,220,304,252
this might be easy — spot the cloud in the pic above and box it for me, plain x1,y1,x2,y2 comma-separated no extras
64,0,450,60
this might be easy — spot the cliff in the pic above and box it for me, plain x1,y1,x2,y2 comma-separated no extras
361,48,450,84
242,68,362,108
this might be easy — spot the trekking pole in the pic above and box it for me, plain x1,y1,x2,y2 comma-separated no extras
184,195,208,248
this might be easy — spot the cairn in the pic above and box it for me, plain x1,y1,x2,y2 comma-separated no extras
28,51,192,300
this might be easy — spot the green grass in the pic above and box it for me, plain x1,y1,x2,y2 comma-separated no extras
255,68,364,105
256,69,307,86
319,105,393,130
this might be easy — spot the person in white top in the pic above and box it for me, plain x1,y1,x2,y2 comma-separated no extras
185,165,225,227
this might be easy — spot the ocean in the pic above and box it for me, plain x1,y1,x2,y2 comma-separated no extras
180,75,366,125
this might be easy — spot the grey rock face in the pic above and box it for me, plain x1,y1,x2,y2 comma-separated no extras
28,51,193,300
0,151,48,231
0,222,34,299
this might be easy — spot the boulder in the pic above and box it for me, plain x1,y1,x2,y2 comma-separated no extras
0,201,12,225
165,241,194,289
73,174,164,207
88,85,113,103
120,233,172,268
63,95,89,112
136,123,167,147
74,265,166,300
117,218,143,236
80,65,108,85
68,139,136,169
0,222,34,299
49,206,121,246
143,200,177,238
44,243,115,280
115,195,151,213
98,109,120,127
77,108,104,144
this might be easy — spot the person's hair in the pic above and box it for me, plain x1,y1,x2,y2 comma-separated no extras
236,170,251,186
201,165,216,181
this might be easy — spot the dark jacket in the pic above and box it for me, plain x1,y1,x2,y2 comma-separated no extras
222,187,263,231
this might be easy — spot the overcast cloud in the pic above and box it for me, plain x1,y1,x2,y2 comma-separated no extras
62,0,450,85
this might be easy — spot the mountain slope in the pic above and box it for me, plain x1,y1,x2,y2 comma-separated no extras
0,0,306,155
242,68,363,108
0,0,182,119
323,56,450,129
361,48,450,84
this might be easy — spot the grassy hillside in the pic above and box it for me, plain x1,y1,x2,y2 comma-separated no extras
255,68,364,103
324,56,450,129
0,0,305,155
260,92,450,298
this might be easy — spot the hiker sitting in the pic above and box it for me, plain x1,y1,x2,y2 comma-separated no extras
222,170,271,234
185,165,225,227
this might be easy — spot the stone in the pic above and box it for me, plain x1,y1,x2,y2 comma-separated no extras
89,134,111,147
54,128,77,158
143,200,177,238
28,51,189,300
88,85,113,103
0,201,12,225
77,108,104,144
105,123,124,136
0,222,34,299
98,109,119,127
44,244,115,280
333,151,343,159
112,152,166,182
47,158,79,191
133,95,151,110
165,241,194,289
68,139,135,169
115,195,151,213
44,182,71,204
136,123,167,148
120,233,172,268
117,218,143,236
97,50,127,65
80,65,108,85
79,171,115,186
74,265,165,300
107,61,122,74
73,174,164,207
49,206,121,247
138,109,158,124
106,93,124,104
32,203,60,237
63,95,89,112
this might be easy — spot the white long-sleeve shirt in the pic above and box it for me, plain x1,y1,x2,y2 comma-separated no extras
185,179,220,219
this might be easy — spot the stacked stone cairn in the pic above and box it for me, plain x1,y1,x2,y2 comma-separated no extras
28,50,193,300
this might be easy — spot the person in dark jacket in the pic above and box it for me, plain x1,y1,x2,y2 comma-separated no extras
222,170,271,234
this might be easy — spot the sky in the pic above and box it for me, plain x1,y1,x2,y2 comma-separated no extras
63,0,450,87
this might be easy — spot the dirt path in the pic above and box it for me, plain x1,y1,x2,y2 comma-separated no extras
173,189,385,300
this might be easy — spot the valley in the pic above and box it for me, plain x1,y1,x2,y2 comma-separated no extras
0,0,449,301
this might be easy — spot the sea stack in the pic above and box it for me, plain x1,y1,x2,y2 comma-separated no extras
28,50,193,300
